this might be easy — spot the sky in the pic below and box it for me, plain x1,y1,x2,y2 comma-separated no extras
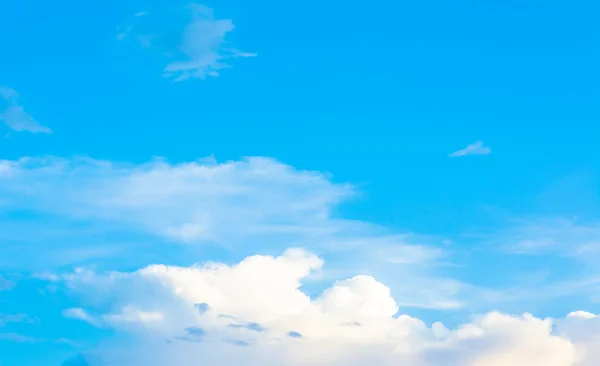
0,0,600,365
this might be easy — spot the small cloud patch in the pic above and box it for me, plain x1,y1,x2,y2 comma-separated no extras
449,141,491,157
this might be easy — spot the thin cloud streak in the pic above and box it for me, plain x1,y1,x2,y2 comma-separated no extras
0,87,51,134
449,141,491,157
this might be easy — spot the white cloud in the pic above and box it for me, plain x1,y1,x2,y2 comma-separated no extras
0,156,352,244
0,155,461,309
63,306,163,329
0,87,51,134
567,311,596,319
53,249,600,366
3,154,599,364
8,156,600,315
119,3,256,81
449,141,491,157
103,306,164,325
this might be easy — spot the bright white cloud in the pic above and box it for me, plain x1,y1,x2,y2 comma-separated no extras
449,141,491,157
118,3,256,81
0,87,51,133
53,249,600,366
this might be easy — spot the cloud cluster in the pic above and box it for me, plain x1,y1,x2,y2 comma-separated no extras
4,155,598,365
118,4,256,81
1,155,459,308
0,87,51,133
55,249,600,366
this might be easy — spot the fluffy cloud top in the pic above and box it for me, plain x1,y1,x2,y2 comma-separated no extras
54,249,599,366
4,155,599,365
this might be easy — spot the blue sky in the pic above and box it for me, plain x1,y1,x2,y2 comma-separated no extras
1,0,600,365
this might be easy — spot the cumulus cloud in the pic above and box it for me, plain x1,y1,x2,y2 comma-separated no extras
3,154,599,364
449,141,491,157
118,3,255,81
0,87,51,133
52,249,600,366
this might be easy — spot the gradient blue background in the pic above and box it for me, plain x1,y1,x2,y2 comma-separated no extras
1,0,599,364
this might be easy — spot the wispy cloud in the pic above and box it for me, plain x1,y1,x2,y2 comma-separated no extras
0,276,14,291
0,332,38,343
0,156,459,309
63,308,100,327
449,141,491,157
118,3,256,82
0,87,51,134
491,217,600,259
3,153,600,364
455,216,600,309
0,313,33,326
